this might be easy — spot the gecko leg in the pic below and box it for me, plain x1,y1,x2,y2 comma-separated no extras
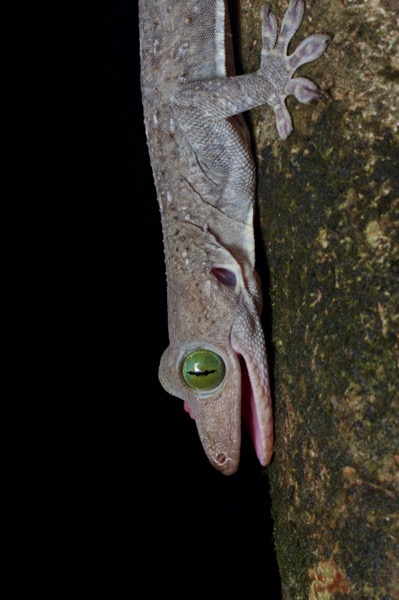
261,0,330,139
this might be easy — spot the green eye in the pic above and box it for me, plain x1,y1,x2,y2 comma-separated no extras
181,349,226,392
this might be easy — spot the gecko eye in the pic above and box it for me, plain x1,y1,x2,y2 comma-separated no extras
181,349,226,392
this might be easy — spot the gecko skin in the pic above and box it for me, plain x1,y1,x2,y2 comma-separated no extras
139,0,329,474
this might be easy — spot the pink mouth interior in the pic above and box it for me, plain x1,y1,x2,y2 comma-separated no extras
239,356,264,462
184,401,195,419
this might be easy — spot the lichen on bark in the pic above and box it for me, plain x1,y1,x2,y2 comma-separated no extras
237,0,399,597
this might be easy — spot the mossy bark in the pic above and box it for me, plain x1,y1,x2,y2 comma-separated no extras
238,1,399,598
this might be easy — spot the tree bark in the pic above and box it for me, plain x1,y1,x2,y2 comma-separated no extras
238,1,399,597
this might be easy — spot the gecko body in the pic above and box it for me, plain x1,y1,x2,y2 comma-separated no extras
139,0,329,474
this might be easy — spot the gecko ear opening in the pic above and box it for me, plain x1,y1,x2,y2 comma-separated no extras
211,267,237,288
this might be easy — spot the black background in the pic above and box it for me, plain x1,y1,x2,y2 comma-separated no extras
5,1,280,597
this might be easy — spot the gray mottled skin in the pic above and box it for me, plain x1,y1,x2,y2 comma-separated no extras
139,0,329,474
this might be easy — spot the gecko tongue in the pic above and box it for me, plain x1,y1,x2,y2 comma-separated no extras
184,401,195,419
240,356,264,463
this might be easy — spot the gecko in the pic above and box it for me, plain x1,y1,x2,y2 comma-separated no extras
139,0,329,475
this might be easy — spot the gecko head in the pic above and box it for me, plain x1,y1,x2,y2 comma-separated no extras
158,259,273,474
159,341,242,475
159,320,273,475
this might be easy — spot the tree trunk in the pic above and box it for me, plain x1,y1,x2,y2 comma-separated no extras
238,1,399,597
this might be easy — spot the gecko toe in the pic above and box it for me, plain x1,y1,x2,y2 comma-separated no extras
275,0,305,53
274,101,293,140
288,34,330,70
261,6,278,51
286,77,322,104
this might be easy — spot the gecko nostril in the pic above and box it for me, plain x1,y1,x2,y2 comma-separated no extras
216,453,227,465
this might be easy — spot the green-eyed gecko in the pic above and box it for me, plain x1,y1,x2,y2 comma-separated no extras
139,0,329,474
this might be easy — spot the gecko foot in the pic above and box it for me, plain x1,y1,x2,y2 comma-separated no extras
260,0,330,139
